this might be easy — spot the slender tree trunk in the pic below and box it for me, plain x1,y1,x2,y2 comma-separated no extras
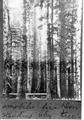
70,37,74,98
31,1,38,93
50,0,58,98
75,54,77,98
80,0,83,99
7,9,12,76
70,4,75,98
59,0,67,98
47,0,51,99
68,67,71,97
7,9,10,59
0,0,3,96
18,0,27,98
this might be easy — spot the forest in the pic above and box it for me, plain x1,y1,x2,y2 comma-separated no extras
3,0,82,100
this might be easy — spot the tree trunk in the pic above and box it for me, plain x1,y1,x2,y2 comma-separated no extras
59,0,67,98
70,4,75,98
47,0,51,99
31,1,38,93
80,0,83,99
68,67,72,98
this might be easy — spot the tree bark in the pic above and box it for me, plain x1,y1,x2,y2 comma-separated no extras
59,0,67,98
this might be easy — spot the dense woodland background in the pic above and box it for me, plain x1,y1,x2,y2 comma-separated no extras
3,0,82,100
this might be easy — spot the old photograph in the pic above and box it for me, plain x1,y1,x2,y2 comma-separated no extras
0,0,83,119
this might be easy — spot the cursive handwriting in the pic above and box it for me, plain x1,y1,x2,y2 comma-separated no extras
2,111,32,118
62,102,79,109
1,101,80,118
41,102,57,110
2,102,34,110
39,110,52,119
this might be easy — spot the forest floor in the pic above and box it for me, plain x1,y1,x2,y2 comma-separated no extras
0,97,81,119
